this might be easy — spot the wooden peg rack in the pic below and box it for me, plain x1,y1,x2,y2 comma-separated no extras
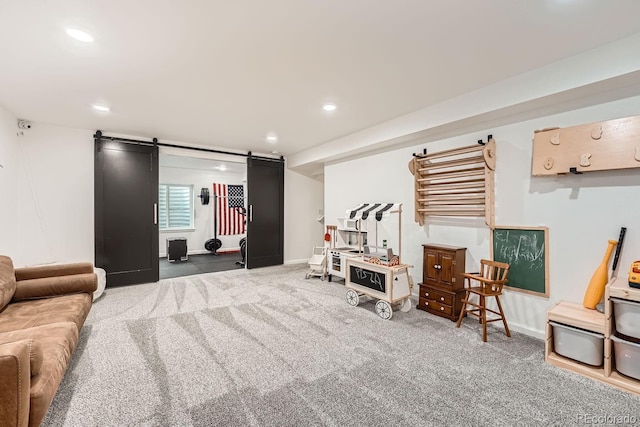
532,114,640,176
408,139,496,226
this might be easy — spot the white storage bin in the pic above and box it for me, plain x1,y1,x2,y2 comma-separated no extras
550,321,604,366
612,298,640,340
611,335,640,380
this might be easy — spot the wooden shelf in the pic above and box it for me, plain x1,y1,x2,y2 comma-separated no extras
545,352,605,380
609,278,640,301
545,285,640,396
606,371,640,395
547,301,605,334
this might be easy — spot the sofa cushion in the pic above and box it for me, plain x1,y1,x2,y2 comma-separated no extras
26,339,43,377
12,273,97,301
0,340,32,427
0,322,79,427
0,293,92,334
0,335,44,377
14,262,94,281
0,256,16,311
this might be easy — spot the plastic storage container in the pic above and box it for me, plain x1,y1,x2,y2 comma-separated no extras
550,321,604,366
611,334,640,380
611,298,640,340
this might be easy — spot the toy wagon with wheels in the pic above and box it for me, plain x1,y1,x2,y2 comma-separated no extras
341,203,413,320
345,257,412,320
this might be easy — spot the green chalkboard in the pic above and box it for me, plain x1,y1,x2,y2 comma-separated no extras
491,226,549,297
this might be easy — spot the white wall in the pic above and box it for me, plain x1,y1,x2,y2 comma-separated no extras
325,95,640,339
159,164,245,257
15,123,94,267
284,168,324,264
6,122,322,268
0,106,20,259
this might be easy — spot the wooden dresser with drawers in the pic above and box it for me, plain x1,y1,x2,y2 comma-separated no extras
417,244,466,321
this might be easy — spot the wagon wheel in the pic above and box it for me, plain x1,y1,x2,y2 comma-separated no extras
346,289,360,306
399,298,412,313
375,300,393,320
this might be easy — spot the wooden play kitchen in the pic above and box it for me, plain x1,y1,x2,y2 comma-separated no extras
343,203,413,320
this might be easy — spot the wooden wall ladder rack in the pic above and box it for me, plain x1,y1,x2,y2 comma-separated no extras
408,138,496,227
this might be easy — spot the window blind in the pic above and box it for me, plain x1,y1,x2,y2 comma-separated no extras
159,184,193,229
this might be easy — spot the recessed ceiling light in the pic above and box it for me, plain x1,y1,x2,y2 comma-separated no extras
66,28,94,43
92,105,110,112
266,133,278,143
323,103,337,112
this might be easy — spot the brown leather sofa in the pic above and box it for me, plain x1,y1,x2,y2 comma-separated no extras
0,255,97,427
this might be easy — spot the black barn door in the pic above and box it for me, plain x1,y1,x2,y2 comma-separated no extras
246,157,284,268
95,136,159,286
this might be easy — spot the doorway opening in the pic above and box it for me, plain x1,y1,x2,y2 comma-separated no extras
158,153,247,280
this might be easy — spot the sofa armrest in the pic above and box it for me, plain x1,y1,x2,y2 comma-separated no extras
0,340,32,427
13,273,97,301
14,262,94,281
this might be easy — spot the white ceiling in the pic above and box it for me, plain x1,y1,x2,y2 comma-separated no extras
2,0,640,158
159,154,246,175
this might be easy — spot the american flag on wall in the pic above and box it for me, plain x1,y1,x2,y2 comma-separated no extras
213,183,246,235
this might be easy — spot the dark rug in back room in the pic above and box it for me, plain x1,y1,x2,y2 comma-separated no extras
160,252,242,280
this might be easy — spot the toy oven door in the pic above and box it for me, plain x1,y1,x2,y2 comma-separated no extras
330,251,344,277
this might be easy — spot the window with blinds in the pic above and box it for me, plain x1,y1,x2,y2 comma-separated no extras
158,184,194,230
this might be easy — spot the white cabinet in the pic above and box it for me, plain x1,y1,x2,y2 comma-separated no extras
336,217,367,247
337,217,367,232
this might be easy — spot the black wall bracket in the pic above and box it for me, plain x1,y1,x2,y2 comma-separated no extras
412,148,427,158
477,134,493,146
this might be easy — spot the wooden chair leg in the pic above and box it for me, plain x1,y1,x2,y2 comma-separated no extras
495,295,511,337
456,291,468,328
481,296,487,342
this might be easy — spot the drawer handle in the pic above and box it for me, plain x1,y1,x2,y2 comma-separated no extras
440,297,444,301
425,302,429,306
425,292,429,297
440,307,445,311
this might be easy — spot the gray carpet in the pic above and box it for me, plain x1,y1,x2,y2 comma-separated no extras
42,264,639,426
